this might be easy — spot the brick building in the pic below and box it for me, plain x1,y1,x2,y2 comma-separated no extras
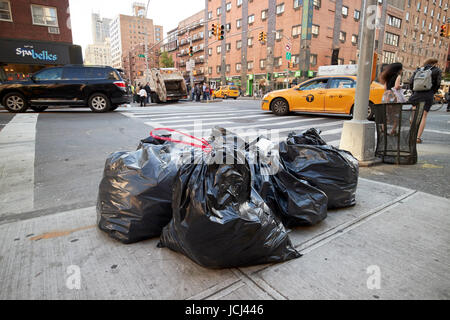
0,0,82,81
393,0,449,80
110,2,163,72
198,0,449,95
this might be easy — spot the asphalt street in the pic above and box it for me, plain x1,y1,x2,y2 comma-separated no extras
0,99,449,223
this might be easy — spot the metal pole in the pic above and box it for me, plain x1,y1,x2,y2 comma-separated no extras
144,0,151,83
353,0,377,121
339,0,378,163
189,36,194,98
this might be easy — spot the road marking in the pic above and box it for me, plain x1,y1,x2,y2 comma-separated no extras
424,129,450,135
0,114,38,216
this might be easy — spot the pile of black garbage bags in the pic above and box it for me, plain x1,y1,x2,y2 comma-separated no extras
97,128,359,269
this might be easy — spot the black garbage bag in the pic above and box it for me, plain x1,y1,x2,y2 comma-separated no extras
97,137,181,244
159,136,300,269
286,128,327,146
249,137,328,228
280,131,359,209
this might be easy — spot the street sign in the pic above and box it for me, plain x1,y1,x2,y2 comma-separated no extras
138,54,145,58
186,59,195,72
285,44,291,51
286,52,292,61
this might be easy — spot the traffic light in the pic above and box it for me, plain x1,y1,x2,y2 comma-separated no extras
211,24,217,36
440,24,446,37
218,25,225,40
259,32,267,43
188,46,193,57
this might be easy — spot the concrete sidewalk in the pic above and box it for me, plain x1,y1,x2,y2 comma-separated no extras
0,178,449,300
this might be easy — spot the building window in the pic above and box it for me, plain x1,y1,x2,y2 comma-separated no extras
216,65,221,73
226,64,230,73
387,15,402,28
226,43,231,51
260,59,266,69
354,9,360,20
236,63,241,71
311,25,319,36
261,9,268,20
247,61,253,70
383,51,396,64
208,11,212,19
217,46,221,53
31,4,58,27
313,0,321,8
275,30,283,41
237,0,243,7
0,1,12,22
276,3,285,15
338,58,344,65
342,6,349,17
294,0,301,9
248,14,255,24
236,40,242,49
339,31,346,42
385,32,399,46
217,7,221,16
310,54,317,66
236,19,242,29
352,34,358,45
292,25,301,37
226,2,232,11
248,37,253,47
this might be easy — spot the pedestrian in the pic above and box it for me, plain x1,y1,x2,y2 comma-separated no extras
191,86,195,101
206,85,211,100
408,58,442,144
138,86,147,107
144,82,151,104
379,63,405,136
195,84,201,102
445,89,450,112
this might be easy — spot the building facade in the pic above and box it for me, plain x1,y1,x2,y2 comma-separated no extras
92,12,111,44
0,0,82,81
110,2,163,70
163,0,449,96
84,39,112,66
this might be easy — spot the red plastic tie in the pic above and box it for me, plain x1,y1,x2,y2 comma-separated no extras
150,128,213,153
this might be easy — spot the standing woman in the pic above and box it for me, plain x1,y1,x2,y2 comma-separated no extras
409,58,442,144
379,63,404,135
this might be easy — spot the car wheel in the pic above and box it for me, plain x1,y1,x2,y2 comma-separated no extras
88,93,111,113
233,97,237,100
271,98,290,116
3,92,29,113
31,106,48,112
224,95,228,100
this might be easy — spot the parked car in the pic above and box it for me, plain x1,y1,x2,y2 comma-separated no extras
212,85,240,99
261,76,385,119
0,65,131,113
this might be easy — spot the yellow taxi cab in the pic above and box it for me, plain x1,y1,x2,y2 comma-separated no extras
212,85,240,99
261,75,385,119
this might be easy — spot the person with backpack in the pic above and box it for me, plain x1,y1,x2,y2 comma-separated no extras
409,58,442,144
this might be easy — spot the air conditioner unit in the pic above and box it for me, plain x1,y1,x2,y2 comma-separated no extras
48,27,60,34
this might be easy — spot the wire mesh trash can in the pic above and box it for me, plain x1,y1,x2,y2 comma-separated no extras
373,102,425,165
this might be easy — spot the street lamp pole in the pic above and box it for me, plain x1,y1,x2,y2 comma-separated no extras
144,0,151,83
339,0,378,164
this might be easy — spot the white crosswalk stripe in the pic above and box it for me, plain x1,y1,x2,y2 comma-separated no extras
122,106,344,146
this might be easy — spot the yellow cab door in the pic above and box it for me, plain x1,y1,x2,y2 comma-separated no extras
215,87,223,98
291,78,329,112
325,78,356,114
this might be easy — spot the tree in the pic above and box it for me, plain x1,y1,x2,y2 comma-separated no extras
159,51,174,68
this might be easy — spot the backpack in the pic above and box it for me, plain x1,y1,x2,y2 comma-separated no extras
413,67,433,92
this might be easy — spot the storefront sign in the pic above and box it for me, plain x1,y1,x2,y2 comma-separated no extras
0,39,75,65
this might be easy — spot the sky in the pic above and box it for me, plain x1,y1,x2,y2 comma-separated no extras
68,0,204,52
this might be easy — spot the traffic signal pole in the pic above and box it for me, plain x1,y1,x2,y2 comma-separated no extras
339,0,379,164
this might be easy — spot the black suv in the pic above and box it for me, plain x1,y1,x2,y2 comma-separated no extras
0,65,130,113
